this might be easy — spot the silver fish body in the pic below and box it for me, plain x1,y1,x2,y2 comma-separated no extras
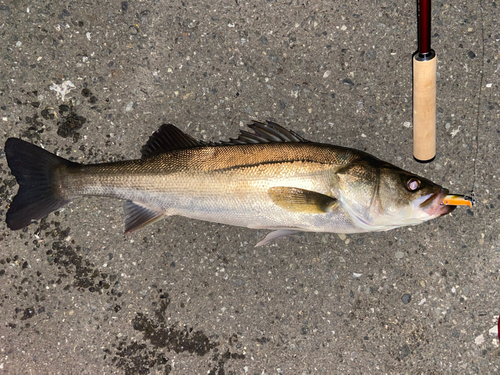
5,121,456,245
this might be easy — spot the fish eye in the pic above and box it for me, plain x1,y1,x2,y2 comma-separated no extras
407,178,421,191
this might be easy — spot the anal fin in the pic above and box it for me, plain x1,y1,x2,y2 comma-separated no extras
123,201,165,233
268,187,337,214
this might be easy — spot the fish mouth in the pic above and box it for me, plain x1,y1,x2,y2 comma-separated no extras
419,188,456,217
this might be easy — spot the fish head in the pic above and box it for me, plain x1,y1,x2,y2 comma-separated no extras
335,160,455,231
376,165,455,224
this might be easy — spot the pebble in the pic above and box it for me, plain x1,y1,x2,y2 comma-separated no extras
489,325,498,336
343,78,354,86
395,251,404,259
475,334,485,345
125,101,134,111
401,293,411,304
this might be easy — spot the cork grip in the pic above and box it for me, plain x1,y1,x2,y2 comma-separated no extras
413,54,437,162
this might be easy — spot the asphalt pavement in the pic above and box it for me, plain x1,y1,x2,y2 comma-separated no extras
0,0,499,373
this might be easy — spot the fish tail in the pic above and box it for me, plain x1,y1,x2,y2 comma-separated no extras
5,138,76,230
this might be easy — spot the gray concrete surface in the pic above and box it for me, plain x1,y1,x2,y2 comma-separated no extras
0,0,499,373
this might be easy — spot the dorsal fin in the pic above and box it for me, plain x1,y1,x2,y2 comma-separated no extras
214,121,309,146
141,124,207,158
141,121,309,157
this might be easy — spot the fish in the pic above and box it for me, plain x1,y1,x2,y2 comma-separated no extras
4,121,466,246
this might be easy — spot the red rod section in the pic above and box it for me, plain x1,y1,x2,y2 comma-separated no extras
417,0,431,55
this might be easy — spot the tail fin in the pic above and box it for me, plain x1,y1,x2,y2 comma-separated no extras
5,138,76,230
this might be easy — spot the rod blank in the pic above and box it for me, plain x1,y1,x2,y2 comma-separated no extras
417,0,432,55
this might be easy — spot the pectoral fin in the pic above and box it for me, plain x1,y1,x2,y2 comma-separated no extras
268,187,337,214
123,201,165,233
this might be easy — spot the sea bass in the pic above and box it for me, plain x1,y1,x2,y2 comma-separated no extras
5,121,468,246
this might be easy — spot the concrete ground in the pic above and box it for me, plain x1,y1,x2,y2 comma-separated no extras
0,0,499,373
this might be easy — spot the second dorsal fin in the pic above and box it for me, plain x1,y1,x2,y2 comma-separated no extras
214,121,308,146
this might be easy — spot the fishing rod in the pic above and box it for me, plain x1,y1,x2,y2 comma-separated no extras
413,0,436,162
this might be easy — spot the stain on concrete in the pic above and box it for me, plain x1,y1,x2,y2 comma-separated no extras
108,290,245,374
111,341,171,375
209,350,246,375
56,107,87,141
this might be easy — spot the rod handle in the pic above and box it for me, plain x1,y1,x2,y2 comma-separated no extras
413,53,436,162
